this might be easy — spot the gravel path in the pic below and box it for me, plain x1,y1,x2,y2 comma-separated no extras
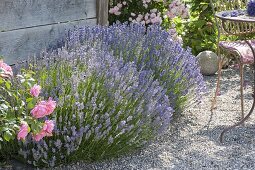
2,67,255,170
57,66,255,170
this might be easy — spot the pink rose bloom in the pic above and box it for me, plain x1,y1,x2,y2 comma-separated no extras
131,12,136,17
109,8,116,14
32,120,54,141
181,10,189,19
141,21,146,25
150,8,157,13
166,11,175,19
143,4,148,8
144,14,149,21
33,131,46,142
136,16,142,22
45,97,56,115
31,101,48,118
151,16,162,24
109,6,120,14
114,11,121,16
150,12,156,19
146,19,151,24
42,120,54,136
30,84,41,97
117,3,122,8
0,60,13,78
31,97,56,118
17,122,29,140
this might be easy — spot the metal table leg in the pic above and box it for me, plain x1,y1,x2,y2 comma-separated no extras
220,40,255,143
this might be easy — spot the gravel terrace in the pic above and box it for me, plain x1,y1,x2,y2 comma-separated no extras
3,66,255,170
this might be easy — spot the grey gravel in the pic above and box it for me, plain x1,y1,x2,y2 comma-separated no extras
57,66,255,170
3,67,255,170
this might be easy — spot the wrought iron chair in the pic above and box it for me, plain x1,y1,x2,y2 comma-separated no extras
210,0,255,119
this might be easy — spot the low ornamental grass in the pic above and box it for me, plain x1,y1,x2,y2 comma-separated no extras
2,24,206,168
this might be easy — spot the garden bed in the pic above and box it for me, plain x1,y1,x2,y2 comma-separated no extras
55,67,254,169
2,67,254,169
0,23,206,168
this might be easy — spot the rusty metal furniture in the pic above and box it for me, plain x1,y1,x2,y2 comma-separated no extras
209,0,255,142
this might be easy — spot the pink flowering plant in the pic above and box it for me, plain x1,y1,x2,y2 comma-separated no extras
0,59,56,152
109,0,189,42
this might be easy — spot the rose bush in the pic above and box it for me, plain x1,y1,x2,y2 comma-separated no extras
0,59,56,160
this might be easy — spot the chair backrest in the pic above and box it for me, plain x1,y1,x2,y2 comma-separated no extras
210,0,255,36
213,0,248,11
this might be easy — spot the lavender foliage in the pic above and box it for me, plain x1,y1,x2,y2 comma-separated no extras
16,23,206,167
66,23,206,113
16,46,173,167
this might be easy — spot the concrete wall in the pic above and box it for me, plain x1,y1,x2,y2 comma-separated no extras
0,0,98,64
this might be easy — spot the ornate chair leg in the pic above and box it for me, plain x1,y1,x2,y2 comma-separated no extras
211,55,224,111
239,62,244,119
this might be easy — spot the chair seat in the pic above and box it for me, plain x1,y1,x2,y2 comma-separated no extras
219,40,255,64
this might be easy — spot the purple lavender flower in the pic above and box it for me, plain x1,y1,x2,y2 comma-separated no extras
221,12,229,17
247,0,255,16
127,116,133,122
17,23,206,167
54,139,62,149
108,136,114,144
66,23,206,112
230,11,238,17
71,126,77,136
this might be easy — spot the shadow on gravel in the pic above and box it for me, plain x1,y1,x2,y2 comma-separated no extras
146,67,255,169
191,124,255,169
204,66,253,98
157,114,255,169
152,67,255,169
197,122,255,146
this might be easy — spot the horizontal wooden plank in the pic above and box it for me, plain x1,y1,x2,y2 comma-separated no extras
0,0,96,31
0,18,97,65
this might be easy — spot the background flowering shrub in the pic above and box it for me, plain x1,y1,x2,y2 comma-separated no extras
109,0,189,43
67,23,206,114
15,47,173,167
179,0,217,55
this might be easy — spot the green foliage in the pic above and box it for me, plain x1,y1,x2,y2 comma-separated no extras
0,71,34,142
181,0,217,55
0,70,32,159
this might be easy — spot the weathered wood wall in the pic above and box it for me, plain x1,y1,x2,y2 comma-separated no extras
97,0,109,26
0,0,108,64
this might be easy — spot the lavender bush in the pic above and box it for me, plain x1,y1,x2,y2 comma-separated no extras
67,23,206,114
15,46,173,167
9,23,205,167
